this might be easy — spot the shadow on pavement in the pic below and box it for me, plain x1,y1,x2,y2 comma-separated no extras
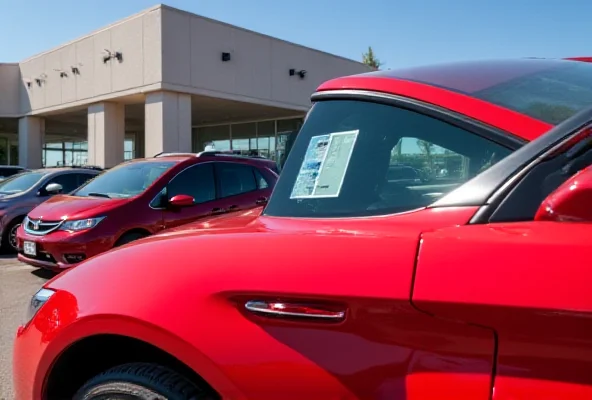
31,268,57,280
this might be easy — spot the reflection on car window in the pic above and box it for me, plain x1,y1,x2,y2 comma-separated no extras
473,62,592,125
216,163,257,198
253,168,269,189
264,100,512,218
74,161,175,198
168,163,215,204
0,171,46,194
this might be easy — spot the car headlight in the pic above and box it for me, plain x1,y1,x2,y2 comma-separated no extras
59,217,105,232
25,288,55,325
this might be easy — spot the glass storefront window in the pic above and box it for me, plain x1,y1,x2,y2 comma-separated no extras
231,123,256,153
194,125,231,152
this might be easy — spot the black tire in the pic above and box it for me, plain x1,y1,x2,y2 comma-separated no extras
73,362,213,400
114,231,148,247
2,216,24,253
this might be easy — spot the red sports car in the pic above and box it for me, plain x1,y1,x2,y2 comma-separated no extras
13,58,592,400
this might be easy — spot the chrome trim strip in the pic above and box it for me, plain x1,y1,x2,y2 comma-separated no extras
23,216,63,236
245,300,346,320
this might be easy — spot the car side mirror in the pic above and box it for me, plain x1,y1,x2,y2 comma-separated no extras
535,165,592,222
42,183,63,196
168,194,194,208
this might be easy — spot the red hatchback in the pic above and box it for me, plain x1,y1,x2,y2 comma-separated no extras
14,58,592,400
16,152,277,270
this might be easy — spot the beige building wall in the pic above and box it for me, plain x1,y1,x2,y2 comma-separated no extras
159,6,370,112
0,64,21,117
16,6,163,116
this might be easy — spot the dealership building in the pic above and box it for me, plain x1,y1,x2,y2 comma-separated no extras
0,4,370,169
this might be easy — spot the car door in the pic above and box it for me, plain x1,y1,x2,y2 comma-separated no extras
231,98,523,399
413,119,592,400
161,162,218,229
213,162,272,213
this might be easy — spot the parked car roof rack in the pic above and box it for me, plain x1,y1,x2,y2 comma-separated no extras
154,151,269,160
154,152,199,158
43,165,104,171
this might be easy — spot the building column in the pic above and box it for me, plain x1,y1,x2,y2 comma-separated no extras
87,102,125,168
145,91,192,157
18,116,44,169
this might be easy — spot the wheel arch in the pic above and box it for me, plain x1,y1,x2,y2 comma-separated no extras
44,334,219,399
38,315,241,399
113,227,152,246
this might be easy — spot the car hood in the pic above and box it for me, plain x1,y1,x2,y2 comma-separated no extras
27,195,129,220
154,206,265,238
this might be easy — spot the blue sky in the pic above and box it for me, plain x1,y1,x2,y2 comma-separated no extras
1,0,591,68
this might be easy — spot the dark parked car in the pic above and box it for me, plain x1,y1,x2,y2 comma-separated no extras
0,166,101,251
17,151,278,271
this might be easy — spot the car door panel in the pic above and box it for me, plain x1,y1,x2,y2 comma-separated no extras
214,163,272,213
414,222,592,400
222,207,495,400
162,163,219,229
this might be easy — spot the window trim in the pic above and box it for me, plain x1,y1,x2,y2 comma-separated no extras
311,90,526,150
214,161,260,200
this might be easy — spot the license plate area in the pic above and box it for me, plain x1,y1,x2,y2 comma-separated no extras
23,241,36,256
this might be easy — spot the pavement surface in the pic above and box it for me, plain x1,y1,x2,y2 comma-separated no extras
0,255,54,400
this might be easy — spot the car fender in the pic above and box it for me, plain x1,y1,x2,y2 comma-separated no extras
29,300,245,399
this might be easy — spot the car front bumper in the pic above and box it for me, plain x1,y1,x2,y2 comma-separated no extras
16,226,111,270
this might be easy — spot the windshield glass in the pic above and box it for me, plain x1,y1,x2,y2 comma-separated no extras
74,161,176,198
0,171,47,194
264,100,513,218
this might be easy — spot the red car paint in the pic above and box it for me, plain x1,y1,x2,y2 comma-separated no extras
13,58,592,400
16,154,276,271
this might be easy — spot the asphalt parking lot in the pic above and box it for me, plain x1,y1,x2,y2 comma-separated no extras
0,255,53,400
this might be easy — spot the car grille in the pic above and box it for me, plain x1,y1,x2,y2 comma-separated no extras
23,217,62,235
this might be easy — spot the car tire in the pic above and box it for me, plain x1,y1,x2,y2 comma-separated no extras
73,362,213,400
2,217,24,253
114,231,148,247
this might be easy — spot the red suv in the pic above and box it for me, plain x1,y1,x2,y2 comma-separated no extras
16,152,277,270
14,58,592,400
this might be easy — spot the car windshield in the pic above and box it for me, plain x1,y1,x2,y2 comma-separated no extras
264,100,513,218
73,161,176,199
0,171,47,194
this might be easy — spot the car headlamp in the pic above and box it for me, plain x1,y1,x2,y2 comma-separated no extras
25,288,55,325
59,217,105,232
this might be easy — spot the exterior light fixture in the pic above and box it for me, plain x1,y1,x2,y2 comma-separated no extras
221,52,231,62
289,69,307,79
103,50,123,63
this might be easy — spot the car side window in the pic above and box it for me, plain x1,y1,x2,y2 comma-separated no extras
167,163,216,204
46,173,80,193
77,173,96,187
264,100,513,218
253,168,269,189
216,162,258,198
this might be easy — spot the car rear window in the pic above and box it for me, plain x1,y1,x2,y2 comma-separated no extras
263,100,512,218
384,59,592,125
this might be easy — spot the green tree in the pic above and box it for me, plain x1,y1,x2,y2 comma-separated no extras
362,46,383,70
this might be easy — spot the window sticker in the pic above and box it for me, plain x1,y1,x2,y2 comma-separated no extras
290,130,359,199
